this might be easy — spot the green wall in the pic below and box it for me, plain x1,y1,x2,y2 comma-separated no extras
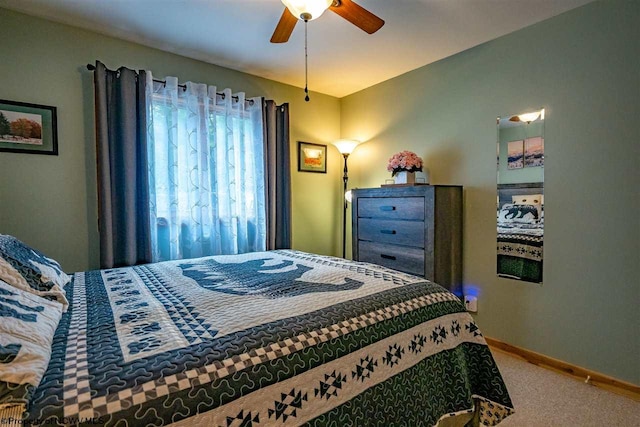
341,0,639,383
0,8,343,272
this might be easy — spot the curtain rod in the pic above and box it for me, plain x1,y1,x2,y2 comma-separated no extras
86,64,255,105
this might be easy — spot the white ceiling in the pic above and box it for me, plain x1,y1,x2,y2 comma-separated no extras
0,0,594,98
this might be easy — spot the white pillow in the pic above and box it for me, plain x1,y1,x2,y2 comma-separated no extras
512,194,543,205
512,194,543,217
0,279,63,415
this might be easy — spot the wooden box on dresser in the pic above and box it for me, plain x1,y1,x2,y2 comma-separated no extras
351,185,463,294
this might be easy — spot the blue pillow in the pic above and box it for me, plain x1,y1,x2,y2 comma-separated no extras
0,235,69,310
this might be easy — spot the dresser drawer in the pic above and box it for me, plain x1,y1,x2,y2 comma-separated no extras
358,197,425,220
358,241,425,277
358,218,425,248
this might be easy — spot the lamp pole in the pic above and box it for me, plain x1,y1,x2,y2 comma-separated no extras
342,153,349,259
331,139,362,259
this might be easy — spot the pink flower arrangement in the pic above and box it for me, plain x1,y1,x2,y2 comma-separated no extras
387,150,423,177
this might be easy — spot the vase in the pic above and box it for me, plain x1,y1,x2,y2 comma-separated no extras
394,171,416,184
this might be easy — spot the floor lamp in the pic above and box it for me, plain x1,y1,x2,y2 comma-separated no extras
332,139,362,258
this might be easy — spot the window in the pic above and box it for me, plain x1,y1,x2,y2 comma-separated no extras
146,80,266,261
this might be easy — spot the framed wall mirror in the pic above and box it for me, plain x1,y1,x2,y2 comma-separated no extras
496,108,545,284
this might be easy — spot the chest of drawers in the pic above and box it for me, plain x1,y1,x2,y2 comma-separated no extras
351,185,462,294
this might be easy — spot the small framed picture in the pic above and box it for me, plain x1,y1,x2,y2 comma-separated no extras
298,141,326,173
0,99,58,155
507,140,524,170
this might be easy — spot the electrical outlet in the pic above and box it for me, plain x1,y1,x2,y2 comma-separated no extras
464,296,478,313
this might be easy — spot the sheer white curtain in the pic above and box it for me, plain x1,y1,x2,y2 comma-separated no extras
146,73,266,261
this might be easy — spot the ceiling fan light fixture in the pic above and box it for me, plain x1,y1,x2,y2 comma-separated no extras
518,111,542,124
281,0,334,21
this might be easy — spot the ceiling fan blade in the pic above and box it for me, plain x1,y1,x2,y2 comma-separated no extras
330,0,385,34
271,8,298,43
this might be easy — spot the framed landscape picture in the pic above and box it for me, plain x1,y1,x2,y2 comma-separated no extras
0,99,58,155
507,140,524,170
298,141,327,173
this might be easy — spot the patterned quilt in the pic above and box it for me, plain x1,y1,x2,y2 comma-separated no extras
497,223,543,283
23,250,513,426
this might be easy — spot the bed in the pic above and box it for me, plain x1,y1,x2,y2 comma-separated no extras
1,235,513,426
496,183,544,283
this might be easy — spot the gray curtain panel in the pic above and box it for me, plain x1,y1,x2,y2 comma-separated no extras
93,61,152,268
263,100,292,249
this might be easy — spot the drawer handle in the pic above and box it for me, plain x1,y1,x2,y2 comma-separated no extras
380,229,397,235
380,254,397,261
379,206,396,212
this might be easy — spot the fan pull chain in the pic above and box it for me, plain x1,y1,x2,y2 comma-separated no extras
304,19,310,102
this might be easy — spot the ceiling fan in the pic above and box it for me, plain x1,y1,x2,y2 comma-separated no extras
271,0,385,43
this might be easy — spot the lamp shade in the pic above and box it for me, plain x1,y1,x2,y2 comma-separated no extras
332,139,361,155
281,0,333,20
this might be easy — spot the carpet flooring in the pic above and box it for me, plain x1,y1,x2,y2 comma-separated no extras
491,348,640,426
